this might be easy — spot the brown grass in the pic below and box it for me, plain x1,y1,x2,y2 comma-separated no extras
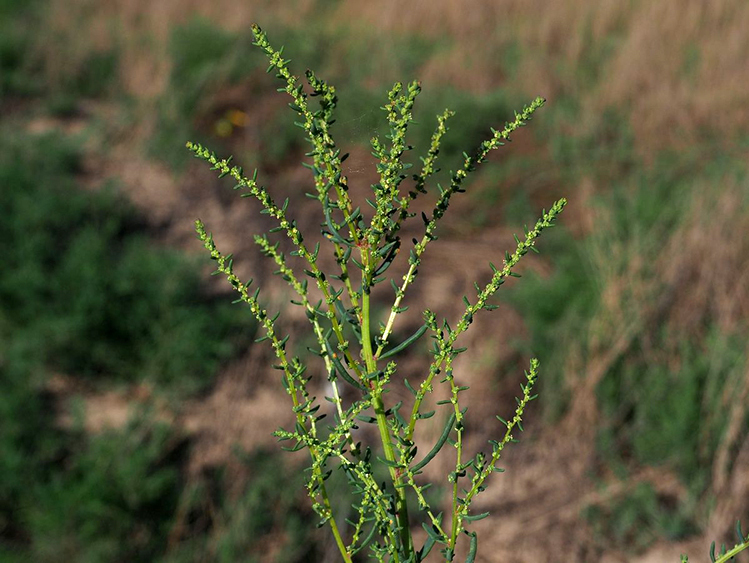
39,0,749,149
335,0,749,155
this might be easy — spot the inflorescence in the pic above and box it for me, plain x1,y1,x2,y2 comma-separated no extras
189,23,569,563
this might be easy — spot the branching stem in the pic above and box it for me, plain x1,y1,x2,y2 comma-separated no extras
188,25,577,563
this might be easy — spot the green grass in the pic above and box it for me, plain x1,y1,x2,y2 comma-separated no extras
163,449,320,563
0,130,253,393
0,0,43,99
1,404,322,563
20,412,185,563
583,482,697,554
0,128,259,557
151,17,251,168
151,15,528,176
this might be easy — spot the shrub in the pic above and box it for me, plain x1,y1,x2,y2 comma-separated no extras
189,25,749,563
23,413,185,563
190,24,563,562
164,449,321,563
0,130,252,394
0,129,253,559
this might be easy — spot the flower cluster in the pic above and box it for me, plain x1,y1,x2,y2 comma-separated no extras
190,23,567,563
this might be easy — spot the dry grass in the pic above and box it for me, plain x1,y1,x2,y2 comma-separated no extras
39,0,749,148
31,0,748,179
335,0,749,155
38,0,319,100
661,176,749,335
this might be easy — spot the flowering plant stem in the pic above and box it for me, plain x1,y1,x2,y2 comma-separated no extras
187,21,749,562
187,24,747,562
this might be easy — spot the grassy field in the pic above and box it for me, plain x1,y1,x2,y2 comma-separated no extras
1,0,748,561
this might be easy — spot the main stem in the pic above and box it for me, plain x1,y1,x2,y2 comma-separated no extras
361,253,413,559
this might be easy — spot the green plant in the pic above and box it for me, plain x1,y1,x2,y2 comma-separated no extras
189,24,562,562
681,521,749,563
0,128,260,560
0,130,252,395
0,0,43,98
188,25,747,563
508,147,749,560
23,411,184,563
163,448,323,563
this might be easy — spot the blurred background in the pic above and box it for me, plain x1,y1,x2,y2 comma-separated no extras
1,0,748,561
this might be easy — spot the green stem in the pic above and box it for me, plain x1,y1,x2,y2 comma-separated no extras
361,289,377,374
361,259,413,559
715,540,749,563
308,449,352,563
446,360,463,549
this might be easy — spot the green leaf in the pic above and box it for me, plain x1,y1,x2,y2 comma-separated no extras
351,523,378,555
404,378,418,396
411,411,455,472
421,521,446,544
377,456,400,468
463,512,489,522
465,532,478,563
379,323,428,360
418,533,436,561
326,342,366,392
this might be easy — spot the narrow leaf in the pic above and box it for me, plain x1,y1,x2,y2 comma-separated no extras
465,532,478,563
411,411,456,472
379,324,428,360
463,512,490,522
404,378,418,396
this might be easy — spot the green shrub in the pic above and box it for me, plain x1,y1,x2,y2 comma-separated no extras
189,24,566,562
0,0,43,98
583,482,697,554
22,413,184,563
0,128,258,560
0,0,119,107
0,130,252,393
0,360,65,551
